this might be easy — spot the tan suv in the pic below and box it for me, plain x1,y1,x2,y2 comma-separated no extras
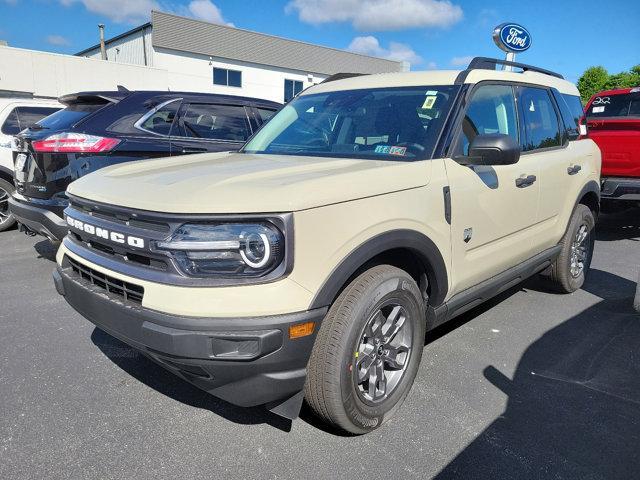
53,57,601,434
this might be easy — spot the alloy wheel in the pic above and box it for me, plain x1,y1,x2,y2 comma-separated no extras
570,224,589,278
0,186,10,226
354,302,413,404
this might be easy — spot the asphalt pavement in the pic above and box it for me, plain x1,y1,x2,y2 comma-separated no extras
1,209,639,480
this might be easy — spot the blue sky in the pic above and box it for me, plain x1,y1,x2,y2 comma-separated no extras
1,0,638,83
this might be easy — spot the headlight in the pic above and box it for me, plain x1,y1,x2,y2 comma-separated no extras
155,223,285,278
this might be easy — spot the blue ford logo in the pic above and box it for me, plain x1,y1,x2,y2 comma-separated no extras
493,23,532,53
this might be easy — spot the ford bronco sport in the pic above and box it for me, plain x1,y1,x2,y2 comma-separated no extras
53,57,601,434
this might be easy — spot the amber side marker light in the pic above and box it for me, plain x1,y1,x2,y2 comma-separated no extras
289,321,315,339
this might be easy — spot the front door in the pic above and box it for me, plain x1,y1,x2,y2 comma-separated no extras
446,83,540,294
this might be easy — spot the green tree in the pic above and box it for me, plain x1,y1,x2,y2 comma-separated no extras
577,65,640,102
577,66,609,102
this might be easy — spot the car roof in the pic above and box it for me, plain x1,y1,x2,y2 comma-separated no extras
304,67,579,97
0,97,61,107
59,90,281,109
588,87,639,99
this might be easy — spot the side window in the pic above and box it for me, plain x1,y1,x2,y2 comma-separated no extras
137,100,180,136
561,94,585,126
552,91,580,141
456,84,518,156
284,79,303,102
518,87,562,151
180,104,250,142
16,107,60,129
629,95,640,116
1,108,21,135
256,108,277,123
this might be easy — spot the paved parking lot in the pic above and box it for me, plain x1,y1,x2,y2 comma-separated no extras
1,209,639,480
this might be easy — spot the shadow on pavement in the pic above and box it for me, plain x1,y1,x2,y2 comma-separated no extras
90,328,293,432
435,269,640,480
33,239,58,262
596,206,640,242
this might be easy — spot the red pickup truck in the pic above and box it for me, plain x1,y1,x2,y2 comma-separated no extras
585,87,640,207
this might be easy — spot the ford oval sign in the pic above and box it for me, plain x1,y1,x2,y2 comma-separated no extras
493,23,532,53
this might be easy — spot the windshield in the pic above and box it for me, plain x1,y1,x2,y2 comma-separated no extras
243,85,459,161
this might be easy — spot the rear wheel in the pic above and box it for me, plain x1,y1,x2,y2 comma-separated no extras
542,204,595,293
0,177,16,232
305,265,425,434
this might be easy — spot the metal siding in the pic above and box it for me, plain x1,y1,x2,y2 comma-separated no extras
151,11,402,75
77,28,152,66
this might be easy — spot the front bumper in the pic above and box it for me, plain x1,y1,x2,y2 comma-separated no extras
53,260,326,418
601,177,640,202
8,193,68,241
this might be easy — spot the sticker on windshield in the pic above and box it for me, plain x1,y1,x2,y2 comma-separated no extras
375,145,407,156
592,106,605,113
422,96,437,109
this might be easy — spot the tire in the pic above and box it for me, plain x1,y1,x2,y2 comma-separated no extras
304,265,426,434
543,204,595,293
0,177,16,232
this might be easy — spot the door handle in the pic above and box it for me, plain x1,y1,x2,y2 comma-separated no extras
515,174,537,188
567,164,582,175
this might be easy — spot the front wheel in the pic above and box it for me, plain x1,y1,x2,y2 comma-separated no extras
542,204,595,293
305,265,426,434
0,177,17,232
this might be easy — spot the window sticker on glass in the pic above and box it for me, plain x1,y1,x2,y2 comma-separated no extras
374,145,407,156
422,96,437,109
592,106,605,113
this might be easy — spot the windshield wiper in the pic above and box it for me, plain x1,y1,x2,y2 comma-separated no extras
25,124,49,131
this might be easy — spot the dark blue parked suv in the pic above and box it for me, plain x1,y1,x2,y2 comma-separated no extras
9,90,280,241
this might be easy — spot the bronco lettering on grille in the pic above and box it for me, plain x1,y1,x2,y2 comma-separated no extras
66,215,145,248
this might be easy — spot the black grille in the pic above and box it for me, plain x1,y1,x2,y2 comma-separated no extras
68,256,144,304
69,200,170,233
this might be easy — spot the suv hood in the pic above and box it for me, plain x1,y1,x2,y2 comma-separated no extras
67,152,431,213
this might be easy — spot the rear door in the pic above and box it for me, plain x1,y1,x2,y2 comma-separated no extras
586,91,640,177
515,85,587,251
170,103,252,155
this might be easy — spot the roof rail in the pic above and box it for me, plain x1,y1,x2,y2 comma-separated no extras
467,57,564,80
320,73,368,84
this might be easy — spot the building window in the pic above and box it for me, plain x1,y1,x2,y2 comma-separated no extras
284,79,304,102
213,68,242,88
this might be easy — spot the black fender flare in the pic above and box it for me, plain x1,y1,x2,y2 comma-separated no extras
574,180,601,215
309,229,448,310
0,165,14,183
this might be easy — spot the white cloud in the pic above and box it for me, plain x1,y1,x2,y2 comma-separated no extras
450,55,473,66
183,0,232,25
426,61,437,69
348,36,422,65
46,34,71,46
60,0,156,24
59,0,231,26
286,0,463,31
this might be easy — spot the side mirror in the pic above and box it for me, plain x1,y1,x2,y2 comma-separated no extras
467,133,520,166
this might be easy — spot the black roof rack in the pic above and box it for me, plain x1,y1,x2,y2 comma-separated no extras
321,73,368,84
466,57,564,79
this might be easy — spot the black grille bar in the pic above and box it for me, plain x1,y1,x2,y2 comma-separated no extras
67,256,144,304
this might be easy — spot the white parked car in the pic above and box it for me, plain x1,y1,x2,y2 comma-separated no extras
0,97,62,231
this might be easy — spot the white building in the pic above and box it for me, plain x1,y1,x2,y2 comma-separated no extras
76,11,408,103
